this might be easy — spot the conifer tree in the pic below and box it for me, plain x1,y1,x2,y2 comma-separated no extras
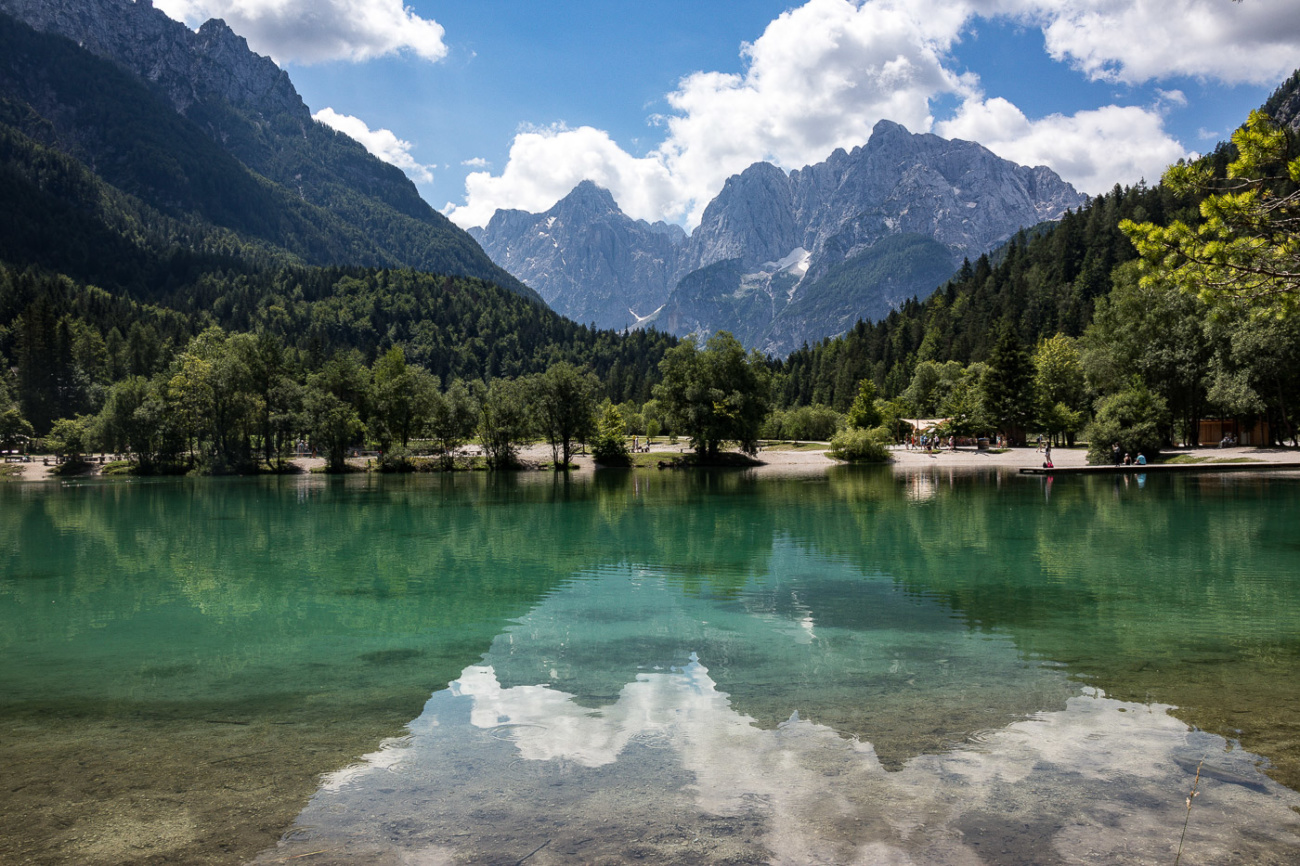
981,324,1035,443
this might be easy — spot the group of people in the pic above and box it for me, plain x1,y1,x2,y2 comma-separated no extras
904,433,957,451
1110,442,1146,466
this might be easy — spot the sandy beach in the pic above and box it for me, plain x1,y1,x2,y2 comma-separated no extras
7,441,1300,482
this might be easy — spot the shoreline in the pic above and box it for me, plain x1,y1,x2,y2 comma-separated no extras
7,442,1300,482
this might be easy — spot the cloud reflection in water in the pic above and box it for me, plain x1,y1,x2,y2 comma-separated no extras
261,561,1300,865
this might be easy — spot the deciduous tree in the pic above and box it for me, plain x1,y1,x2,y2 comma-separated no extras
654,332,771,458
530,362,598,468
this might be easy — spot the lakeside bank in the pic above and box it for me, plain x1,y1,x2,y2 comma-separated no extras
8,442,1300,482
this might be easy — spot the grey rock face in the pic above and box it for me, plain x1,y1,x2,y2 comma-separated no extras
694,120,1086,289
477,121,1086,351
0,0,304,119
472,181,686,330
1266,73,1300,133
683,161,798,272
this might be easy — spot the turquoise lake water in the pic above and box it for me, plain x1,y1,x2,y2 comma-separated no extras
2,468,1299,864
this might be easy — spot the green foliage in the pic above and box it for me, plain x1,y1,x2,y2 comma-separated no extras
304,386,362,473
845,379,881,429
304,352,369,472
1040,402,1085,444
476,378,532,469
1205,313,1300,434
427,378,478,469
980,325,1035,442
939,363,988,437
98,375,157,467
654,332,772,458
370,347,437,451
377,446,416,473
47,414,95,462
876,398,913,442
827,426,893,463
1122,111,1300,316
762,404,842,441
1033,334,1084,410
530,362,599,468
1033,334,1085,442
591,402,631,466
1081,263,1212,444
1084,381,1170,464
0,259,682,470
0,404,34,451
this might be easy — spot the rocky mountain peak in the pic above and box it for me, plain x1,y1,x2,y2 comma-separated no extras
472,183,686,329
868,118,910,140
561,180,620,214
685,161,797,271
479,122,1088,351
0,0,306,119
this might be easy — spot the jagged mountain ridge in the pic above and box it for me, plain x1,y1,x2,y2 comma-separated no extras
0,0,538,300
469,181,686,328
475,121,1089,354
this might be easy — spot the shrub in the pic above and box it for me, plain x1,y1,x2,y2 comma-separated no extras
1084,382,1168,464
378,447,415,472
827,426,892,463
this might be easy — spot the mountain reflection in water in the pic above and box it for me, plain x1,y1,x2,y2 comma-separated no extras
5,468,1300,865
261,557,1300,865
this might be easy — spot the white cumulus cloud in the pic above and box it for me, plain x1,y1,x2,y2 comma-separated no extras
447,125,677,230
936,97,1191,194
153,0,448,64
449,0,979,228
313,107,434,183
1003,0,1300,85
446,0,1300,227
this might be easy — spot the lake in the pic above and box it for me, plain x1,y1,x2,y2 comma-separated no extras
2,467,1299,865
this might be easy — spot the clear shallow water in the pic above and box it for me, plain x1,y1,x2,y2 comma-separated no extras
2,468,1300,864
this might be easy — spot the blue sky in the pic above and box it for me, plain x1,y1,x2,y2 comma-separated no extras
154,1,1297,229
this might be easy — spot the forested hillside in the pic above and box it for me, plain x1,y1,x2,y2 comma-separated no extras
0,4,691,474
0,264,673,433
773,178,1208,407
0,9,538,302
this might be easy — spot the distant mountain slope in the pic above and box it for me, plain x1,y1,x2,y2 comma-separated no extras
475,121,1087,354
0,0,539,302
765,234,959,352
469,181,686,329
0,109,287,299
1264,68,1300,131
